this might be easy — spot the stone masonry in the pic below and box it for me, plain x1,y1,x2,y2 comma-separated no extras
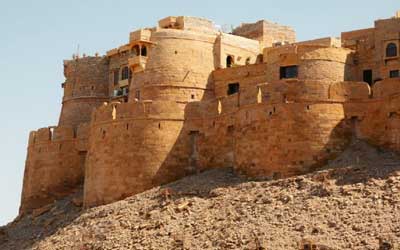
20,12,400,213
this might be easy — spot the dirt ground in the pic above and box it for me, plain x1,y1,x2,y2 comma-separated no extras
1,140,399,250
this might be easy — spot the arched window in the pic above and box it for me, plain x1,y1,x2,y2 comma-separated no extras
386,43,398,57
133,45,140,56
226,55,233,68
121,66,129,80
141,46,147,57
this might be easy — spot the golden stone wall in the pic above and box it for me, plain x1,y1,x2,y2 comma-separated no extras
20,14,400,212
83,101,191,207
59,57,109,127
20,124,89,213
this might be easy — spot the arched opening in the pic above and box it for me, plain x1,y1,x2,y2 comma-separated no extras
121,66,129,80
141,46,147,57
133,45,140,56
226,55,233,68
386,43,398,57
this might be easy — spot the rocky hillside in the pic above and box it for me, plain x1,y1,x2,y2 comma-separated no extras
1,140,400,250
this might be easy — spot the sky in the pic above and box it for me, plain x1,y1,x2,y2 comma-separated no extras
0,0,399,226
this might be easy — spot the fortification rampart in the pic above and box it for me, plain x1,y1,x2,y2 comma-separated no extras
131,28,260,103
20,124,89,213
263,45,354,82
59,56,109,127
84,100,191,207
190,77,400,179
19,13,400,212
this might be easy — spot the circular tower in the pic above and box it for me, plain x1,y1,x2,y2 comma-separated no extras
59,56,109,128
84,20,221,207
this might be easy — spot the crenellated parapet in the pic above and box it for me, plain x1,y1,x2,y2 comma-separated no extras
19,13,400,213
60,56,109,127
20,124,90,214
83,100,190,207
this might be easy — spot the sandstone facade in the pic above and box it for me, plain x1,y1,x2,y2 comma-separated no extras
20,13,400,213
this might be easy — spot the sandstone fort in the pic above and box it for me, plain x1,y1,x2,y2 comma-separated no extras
20,11,400,214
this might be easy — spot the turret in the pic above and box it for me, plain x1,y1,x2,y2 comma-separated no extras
59,56,109,127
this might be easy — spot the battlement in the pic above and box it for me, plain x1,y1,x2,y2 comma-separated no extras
20,12,400,212
92,100,185,124
158,16,217,34
28,124,89,146
232,19,296,48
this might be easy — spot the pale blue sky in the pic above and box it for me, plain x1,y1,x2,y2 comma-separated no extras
0,0,399,226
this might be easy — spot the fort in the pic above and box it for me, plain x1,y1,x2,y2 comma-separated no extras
20,12,400,213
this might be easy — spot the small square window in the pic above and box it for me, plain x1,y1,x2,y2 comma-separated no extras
280,65,298,79
390,70,399,78
227,83,240,95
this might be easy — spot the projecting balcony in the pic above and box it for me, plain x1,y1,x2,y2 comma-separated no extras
118,79,129,88
128,56,147,72
129,29,152,43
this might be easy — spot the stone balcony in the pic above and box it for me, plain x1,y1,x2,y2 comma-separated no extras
118,79,129,88
129,29,152,44
128,56,147,72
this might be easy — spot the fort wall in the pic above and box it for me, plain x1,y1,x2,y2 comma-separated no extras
130,29,217,103
20,124,89,213
19,13,400,212
232,20,296,48
83,101,191,207
263,45,354,82
59,56,109,127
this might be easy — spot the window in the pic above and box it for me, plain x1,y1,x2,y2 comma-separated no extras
227,83,239,95
386,43,398,57
226,55,233,68
113,70,119,85
133,45,140,56
141,46,147,57
121,66,129,80
122,87,129,96
390,70,399,78
135,90,141,100
363,69,373,85
280,65,298,79
245,57,251,65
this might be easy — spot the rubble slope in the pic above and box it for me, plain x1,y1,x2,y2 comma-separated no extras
1,140,399,250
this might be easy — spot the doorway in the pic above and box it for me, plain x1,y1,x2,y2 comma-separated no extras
363,69,373,86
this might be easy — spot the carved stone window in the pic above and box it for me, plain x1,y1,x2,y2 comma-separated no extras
226,55,234,68
133,45,140,56
121,66,129,80
113,70,119,85
141,46,147,57
386,43,398,57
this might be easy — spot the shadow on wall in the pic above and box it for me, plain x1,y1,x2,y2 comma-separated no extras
153,79,360,183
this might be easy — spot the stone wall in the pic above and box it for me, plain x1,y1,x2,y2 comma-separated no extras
232,20,296,48
83,101,191,207
59,56,109,127
263,45,354,82
20,124,89,213
342,15,400,83
130,28,217,104
20,14,400,213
